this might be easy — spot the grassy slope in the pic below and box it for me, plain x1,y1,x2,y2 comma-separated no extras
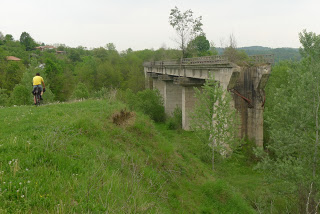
0,99,261,213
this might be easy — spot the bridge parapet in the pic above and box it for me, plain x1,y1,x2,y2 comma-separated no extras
143,54,273,68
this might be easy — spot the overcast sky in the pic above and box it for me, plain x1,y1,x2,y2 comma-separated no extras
1,0,320,51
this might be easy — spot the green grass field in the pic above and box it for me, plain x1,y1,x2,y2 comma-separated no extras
0,99,284,213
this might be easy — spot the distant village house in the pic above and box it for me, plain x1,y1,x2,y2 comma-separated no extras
35,45,56,51
35,45,66,54
6,56,21,61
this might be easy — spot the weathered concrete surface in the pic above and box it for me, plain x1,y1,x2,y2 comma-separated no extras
163,81,182,116
232,65,271,147
181,86,202,130
143,55,273,146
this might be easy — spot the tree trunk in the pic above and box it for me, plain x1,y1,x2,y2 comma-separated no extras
212,139,215,171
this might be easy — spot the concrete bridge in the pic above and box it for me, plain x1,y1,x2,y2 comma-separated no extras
143,55,273,147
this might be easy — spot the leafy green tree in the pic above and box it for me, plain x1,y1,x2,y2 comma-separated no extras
186,35,213,57
2,61,25,92
260,30,320,212
19,32,37,51
44,59,64,100
190,77,238,170
0,32,4,45
92,47,108,60
4,34,14,42
74,57,97,91
169,6,204,57
96,61,123,89
68,48,82,62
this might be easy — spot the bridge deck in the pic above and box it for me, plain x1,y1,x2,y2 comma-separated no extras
143,54,274,67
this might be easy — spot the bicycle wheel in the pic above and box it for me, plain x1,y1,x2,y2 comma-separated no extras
36,93,41,106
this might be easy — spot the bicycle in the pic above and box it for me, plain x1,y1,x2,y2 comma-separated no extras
33,86,42,106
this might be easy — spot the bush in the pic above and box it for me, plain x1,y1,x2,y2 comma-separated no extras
10,84,32,106
72,82,89,99
134,89,165,123
94,87,117,102
119,89,165,123
166,106,182,130
42,87,55,103
0,88,8,106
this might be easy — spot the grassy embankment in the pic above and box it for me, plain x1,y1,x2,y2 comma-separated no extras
0,99,279,213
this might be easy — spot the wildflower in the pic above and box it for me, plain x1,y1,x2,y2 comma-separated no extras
3,182,5,184
26,168,29,171
27,180,31,184
8,161,12,165
17,190,19,192
21,195,24,198
19,182,22,185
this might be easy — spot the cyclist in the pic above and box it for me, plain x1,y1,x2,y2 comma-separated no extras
32,73,45,105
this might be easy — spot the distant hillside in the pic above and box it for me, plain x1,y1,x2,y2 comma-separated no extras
215,46,301,62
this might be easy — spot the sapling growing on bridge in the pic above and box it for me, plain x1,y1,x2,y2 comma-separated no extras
169,6,204,58
190,76,238,170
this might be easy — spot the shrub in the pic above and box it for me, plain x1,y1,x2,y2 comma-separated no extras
10,84,32,106
119,89,165,123
0,88,8,106
166,106,182,130
42,87,55,103
72,82,89,99
94,87,117,102
134,89,165,123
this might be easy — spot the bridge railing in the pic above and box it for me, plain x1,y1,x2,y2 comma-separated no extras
143,54,274,67
248,54,274,64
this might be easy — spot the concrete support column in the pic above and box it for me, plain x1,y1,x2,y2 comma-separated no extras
182,86,201,130
153,78,165,99
144,73,153,89
164,81,182,116
247,106,264,147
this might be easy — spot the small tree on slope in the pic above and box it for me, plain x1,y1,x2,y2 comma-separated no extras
190,77,238,170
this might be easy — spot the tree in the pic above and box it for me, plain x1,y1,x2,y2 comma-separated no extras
190,77,238,170
0,32,4,41
186,35,213,57
0,32,4,45
2,61,25,92
169,6,204,58
19,32,36,51
261,30,320,212
44,59,64,100
222,34,249,64
4,34,14,42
